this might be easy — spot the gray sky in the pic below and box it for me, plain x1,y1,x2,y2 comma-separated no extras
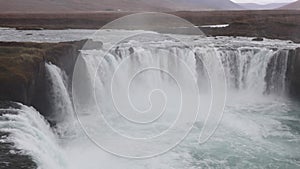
231,0,297,4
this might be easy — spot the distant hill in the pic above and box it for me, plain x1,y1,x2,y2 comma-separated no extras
0,0,170,12
178,0,243,10
280,0,300,9
238,3,288,10
0,0,243,13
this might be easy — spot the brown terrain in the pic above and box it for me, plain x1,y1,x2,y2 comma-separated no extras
0,0,242,12
0,10,299,42
0,0,170,12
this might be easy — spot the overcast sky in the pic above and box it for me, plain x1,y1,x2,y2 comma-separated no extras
231,0,297,4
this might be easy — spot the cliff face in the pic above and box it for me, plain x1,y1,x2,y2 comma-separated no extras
0,40,85,118
287,48,300,98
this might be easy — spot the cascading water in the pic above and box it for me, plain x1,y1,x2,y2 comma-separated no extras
67,34,300,168
79,45,290,103
195,47,290,95
45,63,74,122
45,63,77,137
0,103,68,169
0,29,300,169
0,63,79,169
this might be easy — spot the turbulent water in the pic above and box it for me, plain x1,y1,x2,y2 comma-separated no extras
0,103,67,169
1,29,300,168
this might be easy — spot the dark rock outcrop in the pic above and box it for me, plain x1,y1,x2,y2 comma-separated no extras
252,37,264,41
287,48,300,98
0,40,86,118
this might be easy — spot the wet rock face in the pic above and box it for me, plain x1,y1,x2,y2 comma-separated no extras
287,48,300,98
0,40,85,118
0,43,44,105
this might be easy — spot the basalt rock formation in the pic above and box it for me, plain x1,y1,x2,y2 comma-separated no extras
0,40,86,118
287,48,300,98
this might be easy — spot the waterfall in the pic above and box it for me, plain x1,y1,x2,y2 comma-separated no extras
80,46,290,98
215,47,289,95
68,41,292,157
0,44,294,168
75,44,292,133
45,63,75,136
0,63,81,169
77,46,198,115
0,103,68,169
0,25,299,168
0,63,79,169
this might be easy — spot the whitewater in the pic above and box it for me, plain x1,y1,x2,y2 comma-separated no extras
0,28,300,169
